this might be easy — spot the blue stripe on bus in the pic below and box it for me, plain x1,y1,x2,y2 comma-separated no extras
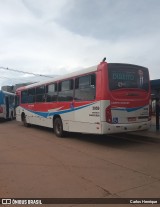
112,105,146,112
21,102,95,118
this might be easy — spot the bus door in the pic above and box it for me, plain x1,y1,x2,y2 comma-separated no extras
5,96,9,119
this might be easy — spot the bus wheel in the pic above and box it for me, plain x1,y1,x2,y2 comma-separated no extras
22,114,29,127
54,117,64,137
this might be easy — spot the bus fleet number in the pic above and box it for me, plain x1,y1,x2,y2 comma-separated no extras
93,106,100,110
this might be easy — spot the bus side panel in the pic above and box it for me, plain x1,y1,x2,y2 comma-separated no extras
16,105,53,128
68,101,101,134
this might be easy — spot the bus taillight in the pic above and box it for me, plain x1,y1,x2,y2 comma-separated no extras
0,106,3,113
106,106,112,123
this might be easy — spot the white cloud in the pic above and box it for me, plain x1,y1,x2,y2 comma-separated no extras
0,0,160,88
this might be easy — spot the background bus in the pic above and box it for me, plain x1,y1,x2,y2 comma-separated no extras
0,90,16,120
16,60,151,137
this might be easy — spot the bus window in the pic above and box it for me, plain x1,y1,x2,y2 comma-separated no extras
75,74,96,101
46,83,57,102
58,80,73,101
28,88,35,103
36,86,45,102
108,64,149,91
79,75,90,88
21,90,28,103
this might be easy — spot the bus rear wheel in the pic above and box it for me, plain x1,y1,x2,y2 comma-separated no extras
54,117,64,137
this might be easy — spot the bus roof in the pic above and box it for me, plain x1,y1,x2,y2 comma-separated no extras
0,90,16,96
16,65,98,91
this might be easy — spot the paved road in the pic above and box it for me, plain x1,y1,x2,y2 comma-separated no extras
0,120,160,206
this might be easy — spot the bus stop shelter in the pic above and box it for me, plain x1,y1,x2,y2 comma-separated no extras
151,79,160,130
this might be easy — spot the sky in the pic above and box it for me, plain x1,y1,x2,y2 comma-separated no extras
0,0,160,88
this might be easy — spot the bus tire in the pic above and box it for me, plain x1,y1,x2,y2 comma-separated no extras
54,117,64,137
22,114,29,127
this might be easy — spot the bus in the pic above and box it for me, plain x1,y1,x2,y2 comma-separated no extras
16,60,151,137
0,90,16,120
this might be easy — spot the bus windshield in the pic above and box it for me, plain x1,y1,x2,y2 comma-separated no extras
108,64,149,91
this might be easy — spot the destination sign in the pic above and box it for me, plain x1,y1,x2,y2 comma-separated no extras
112,72,135,81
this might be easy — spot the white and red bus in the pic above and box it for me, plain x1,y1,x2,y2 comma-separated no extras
16,60,151,137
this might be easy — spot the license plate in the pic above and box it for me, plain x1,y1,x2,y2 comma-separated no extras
128,117,136,121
